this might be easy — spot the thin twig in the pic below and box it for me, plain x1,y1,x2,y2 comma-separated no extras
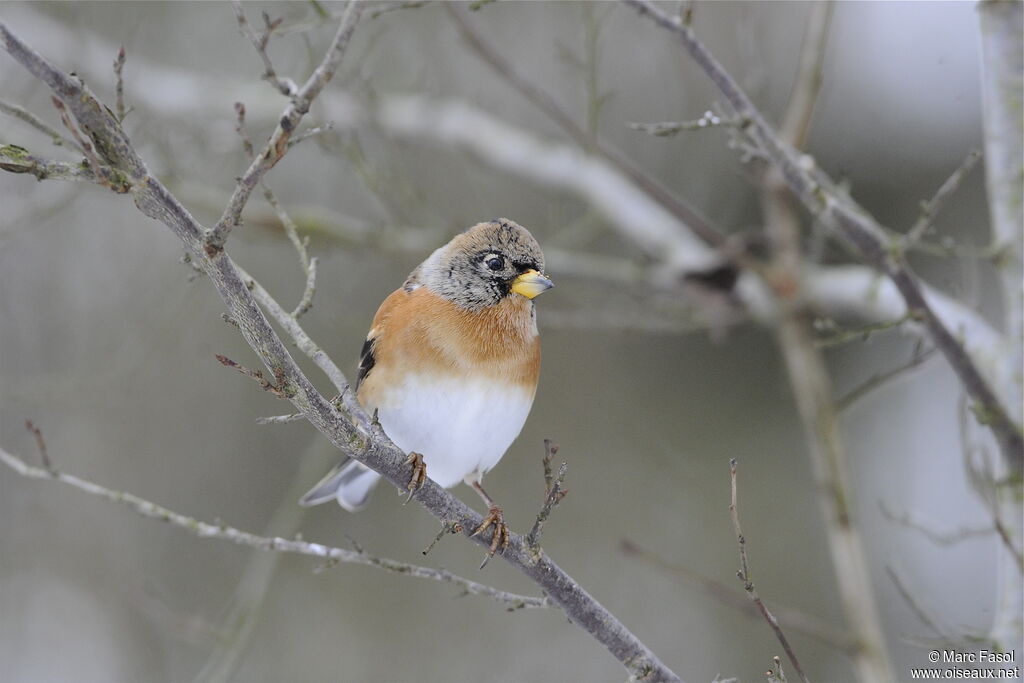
237,265,366,428
369,0,429,20
231,2,296,96
0,445,549,611
527,441,568,553
813,312,915,349
208,1,364,251
113,45,128,122
0,142,122,185
835,347,938,412
904,149,982,247
0,98,84,152
729,460,810,683
620,539,856,653
24,420,53,472
215,353,286,398
767,656,789,683
422,520,463,556
628,112,732,137
879,501,994,546
287,123,333,149
884,566,953,640
992,515,1024,575
255,412,308,425
234,103,318,319
51,96,107,186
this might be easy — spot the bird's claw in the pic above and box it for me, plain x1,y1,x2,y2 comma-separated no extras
471,505,510,568
403,452,427,505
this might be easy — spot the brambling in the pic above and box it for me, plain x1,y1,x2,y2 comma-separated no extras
301,219,554,561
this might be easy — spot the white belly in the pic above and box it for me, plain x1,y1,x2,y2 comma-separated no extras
375,375,534,488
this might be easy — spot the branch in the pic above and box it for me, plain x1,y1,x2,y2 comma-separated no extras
0,98,84,152
835,346,938,412
623,0,1023,474
977,2,1024,653
0,142,122,185
0,20,682,682
620,539,856,654
903,149,982,247
526,440,568,554
231,3,297,97
234,102,318,319
206,1,364,251
880,502,996,547
0,445,548,611
885,566,955,642
729,460,810,683
978,0,1023,422
627,111,732,136
113,45,128,122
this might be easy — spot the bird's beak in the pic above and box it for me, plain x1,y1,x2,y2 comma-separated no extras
511,269,554,299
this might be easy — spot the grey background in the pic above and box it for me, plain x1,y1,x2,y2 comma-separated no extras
0,2,1006,682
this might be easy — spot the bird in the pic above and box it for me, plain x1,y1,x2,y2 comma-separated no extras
300,219,553,563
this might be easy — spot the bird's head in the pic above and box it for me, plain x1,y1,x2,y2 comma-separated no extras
417,219,553,311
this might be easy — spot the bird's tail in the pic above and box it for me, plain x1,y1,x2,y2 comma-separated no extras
299,460,382,511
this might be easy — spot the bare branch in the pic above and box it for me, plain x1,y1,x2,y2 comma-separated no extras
215,353,287,398
231,2,297,97
234,102,317,319
904,149,982,247
880,502,995,547
24,419,53,473
623,0,1022,477
978,0,1023,419
978,2,1024,652
0,142,120,184
729,460,810,683
0,98,84,152
369,1,429,20
0,445,549,611
885,566,954,641
113,45,128,122
812,312,914,349
620,539,856,653
255,412,307,425
287,122,333,148
767,656,789,683
51,95,109,187
835,346,938,412
207,1,364,251
526,440,568,554
237,264,364,424
628,111,732,136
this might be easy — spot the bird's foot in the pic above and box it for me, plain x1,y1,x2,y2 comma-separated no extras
471,505,510,569
403,452,427,505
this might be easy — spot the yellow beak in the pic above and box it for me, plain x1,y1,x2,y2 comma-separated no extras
511,269,554,299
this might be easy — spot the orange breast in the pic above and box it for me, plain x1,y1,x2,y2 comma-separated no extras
357,287,541,410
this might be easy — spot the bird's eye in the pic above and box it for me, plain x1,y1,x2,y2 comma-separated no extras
485,255,505,271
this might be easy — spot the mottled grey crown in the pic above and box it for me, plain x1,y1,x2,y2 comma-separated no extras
406,219,545,311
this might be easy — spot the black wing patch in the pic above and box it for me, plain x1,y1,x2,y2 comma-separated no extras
356,336,376,389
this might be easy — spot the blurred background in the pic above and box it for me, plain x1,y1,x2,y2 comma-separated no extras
0,2,1015,682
